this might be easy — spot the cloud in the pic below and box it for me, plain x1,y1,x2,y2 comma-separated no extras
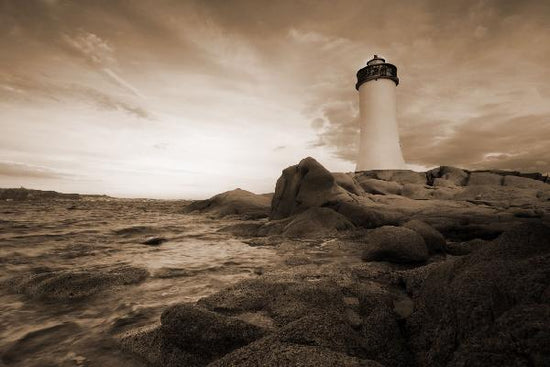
62,31,145,98
403,113,550,173
0,73,151,119
0,161,67,179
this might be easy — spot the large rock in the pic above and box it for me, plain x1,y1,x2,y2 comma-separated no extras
121,305,265,367
3,265,148,301
361,226,429,263
282,207,355,238
402,220,445,253
270,157,352,219
208,340,382,367
160,304,265,358
406,223,550,366
198,278,347,326
183,188,270,219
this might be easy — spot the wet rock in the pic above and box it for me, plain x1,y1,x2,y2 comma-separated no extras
282,207,355,238
183,188,270,219
142,236,167,245
208,340,383,367
361,226,429,264
2,322,81,365
402,220,445,254
270,157,352,219
121,305,265,367
406,222,550,367
4,265,148,301
121,327,206,367
355,176,403,195
467,172,503,186
160,304,265,358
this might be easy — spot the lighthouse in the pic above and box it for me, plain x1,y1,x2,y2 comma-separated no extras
355,55,406,171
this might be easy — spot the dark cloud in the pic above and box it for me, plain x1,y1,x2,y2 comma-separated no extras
404,114,550,173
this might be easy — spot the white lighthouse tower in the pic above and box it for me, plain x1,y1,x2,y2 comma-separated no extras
355,55,406,171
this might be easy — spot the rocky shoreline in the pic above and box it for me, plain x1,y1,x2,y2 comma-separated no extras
120,157,549,366
2,157,549,366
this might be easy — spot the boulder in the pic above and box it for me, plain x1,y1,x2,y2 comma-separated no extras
355,176,403,195
361,226,429,263
467,172,503,186
4,265,148,301
406,222,550,366
402,220,445,253
183,189,270,219
282,207,355,238
121,305,265,367
160,304,265,358
270,157,352,219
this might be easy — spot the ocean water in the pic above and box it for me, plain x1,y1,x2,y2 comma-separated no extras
0,198,275,366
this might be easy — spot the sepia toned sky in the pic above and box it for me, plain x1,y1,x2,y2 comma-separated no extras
1,0,549,198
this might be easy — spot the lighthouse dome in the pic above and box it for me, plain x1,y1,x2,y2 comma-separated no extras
366,55,385,66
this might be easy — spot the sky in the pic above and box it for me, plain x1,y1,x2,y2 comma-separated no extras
1,0,549,198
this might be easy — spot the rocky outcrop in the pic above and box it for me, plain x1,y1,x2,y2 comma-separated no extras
270,157,353,219
269,158,550,239
405,223,550,366
361,226,429,264
183,188,271,219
